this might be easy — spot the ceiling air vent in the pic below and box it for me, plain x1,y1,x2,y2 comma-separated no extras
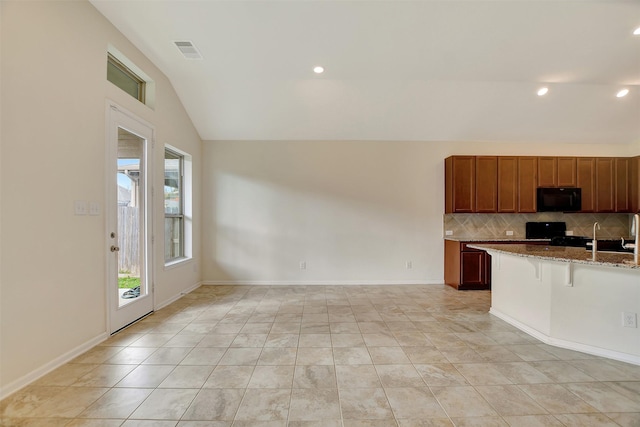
174,41,203,60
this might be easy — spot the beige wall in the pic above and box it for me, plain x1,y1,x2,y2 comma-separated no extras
202,140,631,285
1,1,202,395
1,0,636,398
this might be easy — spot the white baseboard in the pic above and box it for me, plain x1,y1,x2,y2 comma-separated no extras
202,280,441,286
156,281,202,310
490,308,640,366
1,282,204,401
0,332,109,400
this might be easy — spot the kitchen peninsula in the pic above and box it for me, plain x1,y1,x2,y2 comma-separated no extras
472,243,640,365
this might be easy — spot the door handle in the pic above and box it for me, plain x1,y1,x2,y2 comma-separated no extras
110,245,120,252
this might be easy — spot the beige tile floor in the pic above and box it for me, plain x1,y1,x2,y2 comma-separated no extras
2,284,640,426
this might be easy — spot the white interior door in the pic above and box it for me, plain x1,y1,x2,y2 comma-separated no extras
107,103,154,333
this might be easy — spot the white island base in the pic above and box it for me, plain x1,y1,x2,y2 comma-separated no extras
481,247,640,366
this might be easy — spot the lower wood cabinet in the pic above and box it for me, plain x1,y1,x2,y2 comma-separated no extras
460,249,491,289
444,239,549,290
444,240,492,290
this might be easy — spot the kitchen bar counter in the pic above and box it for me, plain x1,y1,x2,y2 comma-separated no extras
469,243,639,270
475,245,640,365
444,239,552,290
444,237,549,242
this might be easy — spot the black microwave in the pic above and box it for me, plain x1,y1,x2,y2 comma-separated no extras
537,187,582,212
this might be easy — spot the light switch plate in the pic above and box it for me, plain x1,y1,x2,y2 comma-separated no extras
74,200,87,215
89,201,100,215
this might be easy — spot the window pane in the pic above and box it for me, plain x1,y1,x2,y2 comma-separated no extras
164,151,181,215
107,55,145,102
164,148,184,262
164,217,183,261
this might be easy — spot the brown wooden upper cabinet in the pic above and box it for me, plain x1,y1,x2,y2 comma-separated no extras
498,156,537,213
476,156,498,213
631,156,640,213
615,157,630,213
518,157,538,213
593,157,631,213
577,157,595,212
447,155,535,213
596,158,615,212
558,157,577,187
537,157,576,187
445,156,475,213
537,157,557,187
445,155,633,214
497,157,517,213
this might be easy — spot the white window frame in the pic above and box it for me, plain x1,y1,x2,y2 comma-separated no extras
164,145,192,267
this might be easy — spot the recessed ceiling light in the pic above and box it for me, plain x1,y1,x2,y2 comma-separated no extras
633,27,640,35
617,89,630,98
313,66,324,74
537,87,549,96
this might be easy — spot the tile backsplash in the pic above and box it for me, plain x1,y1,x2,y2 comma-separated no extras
444,212,633,240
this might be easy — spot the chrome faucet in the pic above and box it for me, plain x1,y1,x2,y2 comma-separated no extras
622,214,640,265
592,222,600,261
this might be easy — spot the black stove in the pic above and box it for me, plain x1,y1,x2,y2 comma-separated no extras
525,222,567,239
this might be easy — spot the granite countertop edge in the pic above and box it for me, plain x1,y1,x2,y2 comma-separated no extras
444,237,550,242
468,243,640,270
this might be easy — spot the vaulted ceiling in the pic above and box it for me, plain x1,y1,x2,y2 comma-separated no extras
91,0,640,144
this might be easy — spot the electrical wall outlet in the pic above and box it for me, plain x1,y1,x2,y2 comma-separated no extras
406,261,412,269
445,230,453,236
566,230,574,236
622,312,637,328
506,230,514,236
299,261,307,270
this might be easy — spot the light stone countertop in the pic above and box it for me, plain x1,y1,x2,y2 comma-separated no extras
468,243,640,270
444,237,549,242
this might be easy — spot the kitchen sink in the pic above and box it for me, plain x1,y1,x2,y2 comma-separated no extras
585,240,634,254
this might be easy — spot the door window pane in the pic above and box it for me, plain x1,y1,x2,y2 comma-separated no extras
117,128,146,307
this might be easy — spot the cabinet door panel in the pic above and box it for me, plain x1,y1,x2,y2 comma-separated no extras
615,158,630,212
577,158,595,212
631,156,640,213
476,156,497,213
596,158,615,212
498,157,517,213
484,251,492,288
461,251,485,286
538,157,557,187
448,156,476,213
558,157,577,187
444,239,461,288
518,157,537,212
